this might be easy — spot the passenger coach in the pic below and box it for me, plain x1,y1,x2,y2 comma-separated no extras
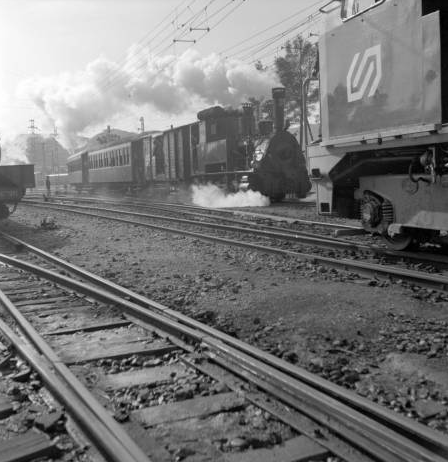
68,138,146,191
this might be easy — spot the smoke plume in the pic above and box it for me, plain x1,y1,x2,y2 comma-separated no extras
18,48,279,147
191,183,270,208
1,136,29,165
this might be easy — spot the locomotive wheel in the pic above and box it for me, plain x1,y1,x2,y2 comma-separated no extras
382,233,413,251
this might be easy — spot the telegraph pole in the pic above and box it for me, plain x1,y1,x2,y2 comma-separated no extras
29,119,45,182
51,125,58,175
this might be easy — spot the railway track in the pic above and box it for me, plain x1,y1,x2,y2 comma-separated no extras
16,198,448,293
26,193,359,232
0,233,448,462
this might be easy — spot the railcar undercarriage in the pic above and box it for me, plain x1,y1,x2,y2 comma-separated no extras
330,145,448,249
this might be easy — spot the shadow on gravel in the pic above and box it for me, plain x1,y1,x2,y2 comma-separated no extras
0,218,72,253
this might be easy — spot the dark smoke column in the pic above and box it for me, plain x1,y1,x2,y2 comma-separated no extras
272,87,286,133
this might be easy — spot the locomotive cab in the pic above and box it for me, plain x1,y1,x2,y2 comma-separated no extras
308,0,448,249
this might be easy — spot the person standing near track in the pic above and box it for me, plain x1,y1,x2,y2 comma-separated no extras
46,175,51,195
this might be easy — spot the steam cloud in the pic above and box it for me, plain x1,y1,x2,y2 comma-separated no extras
191,183,270,208
1,137,29,165
18,47,279,147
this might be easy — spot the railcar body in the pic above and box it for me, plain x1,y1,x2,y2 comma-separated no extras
308,0,448,248
67,151,88,189
0,164,35,218
68,138,146,191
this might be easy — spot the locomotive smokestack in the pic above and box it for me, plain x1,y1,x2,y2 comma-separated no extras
272,87,286,133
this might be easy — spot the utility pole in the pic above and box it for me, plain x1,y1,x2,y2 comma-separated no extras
29,119,45,183
51,125,58,175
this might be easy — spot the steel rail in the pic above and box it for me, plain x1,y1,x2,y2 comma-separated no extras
39,195,349,238
26,194,360,230
23,199,359,249
0,290,151,462
16,202,448,290
0,254,447,461
58,201,448,266
21,199,448,267
150,200,361,229
27,197,448,265
1,233,448,460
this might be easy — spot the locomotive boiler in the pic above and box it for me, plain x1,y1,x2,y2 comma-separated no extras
249,88,311,200
308,0,448,249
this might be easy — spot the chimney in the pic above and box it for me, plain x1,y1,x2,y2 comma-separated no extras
241,103,254,137
107,125,111,134
272,87,286,133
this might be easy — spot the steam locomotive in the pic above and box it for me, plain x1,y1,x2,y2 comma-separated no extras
67,88,311,201
308,0,448,249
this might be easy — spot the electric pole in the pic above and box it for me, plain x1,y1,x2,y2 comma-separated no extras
51,125,58,175
29,119,45,181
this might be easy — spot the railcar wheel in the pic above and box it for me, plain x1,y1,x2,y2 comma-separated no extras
383,233,413,251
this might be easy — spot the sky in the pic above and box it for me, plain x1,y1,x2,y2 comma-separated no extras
0,0,325,148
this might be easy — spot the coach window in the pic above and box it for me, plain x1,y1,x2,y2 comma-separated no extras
341,0,384,20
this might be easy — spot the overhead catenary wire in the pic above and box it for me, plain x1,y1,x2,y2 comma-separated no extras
220,0,324,58
96,0,200,89
93,0,325,133
227,8,323,62
99,0,220,93
243,14,322,65
100,0,247,94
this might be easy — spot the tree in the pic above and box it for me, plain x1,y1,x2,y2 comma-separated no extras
274,35,318,122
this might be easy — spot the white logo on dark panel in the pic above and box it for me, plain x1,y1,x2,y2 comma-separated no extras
347,44,382,103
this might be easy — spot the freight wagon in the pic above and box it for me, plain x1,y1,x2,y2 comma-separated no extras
0,164,35,218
